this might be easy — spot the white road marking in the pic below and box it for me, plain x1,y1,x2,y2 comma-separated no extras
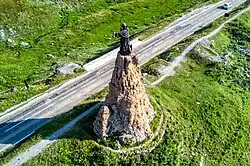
57,75,104,103
4,120,25,133
6,103,103,166
13,130,36,146
81,78,96,88
154,40,164,47
4,104,53,133
58,90,77,102
32,104,53,117
143,2,222,44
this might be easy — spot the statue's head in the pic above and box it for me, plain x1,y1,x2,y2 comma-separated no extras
121,23,127,30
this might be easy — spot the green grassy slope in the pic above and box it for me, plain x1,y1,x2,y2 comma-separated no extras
0,0,218,112
23,11,250,166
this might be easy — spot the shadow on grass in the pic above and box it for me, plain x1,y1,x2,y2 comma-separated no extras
60,110,98,141
58,109,120,149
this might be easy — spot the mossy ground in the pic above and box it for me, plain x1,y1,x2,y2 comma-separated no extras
21,11,250,166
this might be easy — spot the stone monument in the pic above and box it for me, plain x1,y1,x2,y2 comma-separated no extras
93,23,155,142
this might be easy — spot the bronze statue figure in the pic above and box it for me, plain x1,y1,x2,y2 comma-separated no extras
114,23,132,55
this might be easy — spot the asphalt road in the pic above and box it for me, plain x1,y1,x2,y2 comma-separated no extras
0,0,246,153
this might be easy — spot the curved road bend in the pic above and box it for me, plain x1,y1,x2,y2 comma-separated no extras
0,0,246,153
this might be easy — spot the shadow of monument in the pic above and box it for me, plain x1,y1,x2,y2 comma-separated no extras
0,118,50,145
59,111,98,141
57,109,118,149
0,100,100,158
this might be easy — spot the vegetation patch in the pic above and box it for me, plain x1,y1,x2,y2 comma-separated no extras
0,88,107,166
0,0,218,112
141,1,250,82
22,11,250,165
207,11,250,90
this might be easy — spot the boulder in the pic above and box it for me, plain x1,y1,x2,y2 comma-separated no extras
200,38,212,47
8,28,16,37
7,38,16,46
192,46,224,65
20,42,29,47
56,63,81,75
47,54,54,59
93,53,155,142
0,29,6,41
93,106,110,138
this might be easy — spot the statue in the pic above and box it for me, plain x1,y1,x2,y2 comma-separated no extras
114,23,132,55
93,24,155,143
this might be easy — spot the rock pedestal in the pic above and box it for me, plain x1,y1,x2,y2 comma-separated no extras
93,53,155,142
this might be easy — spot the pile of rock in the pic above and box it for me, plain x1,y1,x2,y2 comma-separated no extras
56,63,82,75
93,53,155,142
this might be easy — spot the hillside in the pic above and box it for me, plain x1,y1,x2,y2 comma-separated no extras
0,0,220,112
20,10,250,166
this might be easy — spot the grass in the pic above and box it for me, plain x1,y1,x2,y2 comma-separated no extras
208,11,250,90
0,0,219,112
22,11,250,165
211,31,231,54
141,1,250,76
23,60,250,165
0,88,108,166
137,0,220,40
0,2,248,165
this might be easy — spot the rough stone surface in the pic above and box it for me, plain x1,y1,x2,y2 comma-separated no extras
93,53,155,142
0,29,6,41
8,28,16,37
93,106,110,138
56,63,81,75
20,42,29,47
200,38,212,47
47,54,54,59
192,46,224,65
